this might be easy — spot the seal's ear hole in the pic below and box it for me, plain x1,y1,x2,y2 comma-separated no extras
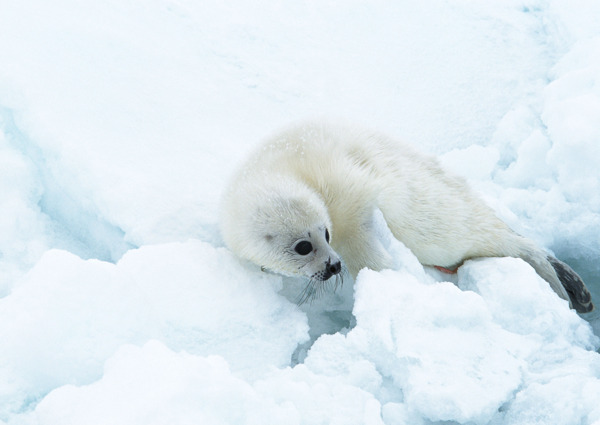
325,228,330,243
294,241,313,255
265,234,273,242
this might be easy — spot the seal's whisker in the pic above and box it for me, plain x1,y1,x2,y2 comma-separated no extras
295,265,347,306
296,278,318,305
333,270,345,292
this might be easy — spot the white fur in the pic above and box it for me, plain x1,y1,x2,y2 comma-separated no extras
221,121,581,306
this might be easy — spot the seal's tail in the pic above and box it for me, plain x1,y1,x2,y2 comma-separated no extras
514,239,594,313
547,256,594,313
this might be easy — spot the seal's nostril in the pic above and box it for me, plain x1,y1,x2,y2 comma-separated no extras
328,261,342,275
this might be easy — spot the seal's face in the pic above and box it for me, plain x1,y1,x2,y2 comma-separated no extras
288,225,342,281
249,195,343,285
262,222,344,304
262,223,342,282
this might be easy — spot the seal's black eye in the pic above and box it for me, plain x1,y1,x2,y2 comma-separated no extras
325,228,330,243
294,241,313,255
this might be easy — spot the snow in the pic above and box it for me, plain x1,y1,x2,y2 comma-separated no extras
1,0,600,424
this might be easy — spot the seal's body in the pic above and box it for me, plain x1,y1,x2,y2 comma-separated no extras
220,121,593,312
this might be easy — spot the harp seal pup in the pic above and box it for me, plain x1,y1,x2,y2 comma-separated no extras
220,121,593,313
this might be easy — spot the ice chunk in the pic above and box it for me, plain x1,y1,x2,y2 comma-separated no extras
25,341,384,425
0,242,308,418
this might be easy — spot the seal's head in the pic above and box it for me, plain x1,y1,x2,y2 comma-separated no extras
221,176,343,289
252,193,342,282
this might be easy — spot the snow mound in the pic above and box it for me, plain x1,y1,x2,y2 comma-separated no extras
305,256,599,425
0,242,307,418
10,251,600,425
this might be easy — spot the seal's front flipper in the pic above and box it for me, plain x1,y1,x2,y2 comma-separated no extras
548,256,594,313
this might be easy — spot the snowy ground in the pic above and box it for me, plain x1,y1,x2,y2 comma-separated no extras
1,1,600,424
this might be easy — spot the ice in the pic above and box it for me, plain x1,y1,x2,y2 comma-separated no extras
544,38,600,210
0,242,307,418
304,254,600,425
20,341,384,425
28,341,292,425
1,0,600,424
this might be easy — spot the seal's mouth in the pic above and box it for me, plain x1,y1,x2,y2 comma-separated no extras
296,263,345,305
313,259,342,282
314,269,334,282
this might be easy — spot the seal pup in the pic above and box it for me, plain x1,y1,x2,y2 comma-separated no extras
220,121,593,313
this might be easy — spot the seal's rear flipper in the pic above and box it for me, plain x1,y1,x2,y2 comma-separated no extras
548,256,594,313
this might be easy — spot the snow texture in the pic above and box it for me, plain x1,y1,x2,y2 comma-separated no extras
1,1,600,424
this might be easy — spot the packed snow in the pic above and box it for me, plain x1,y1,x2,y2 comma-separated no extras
1,1,600,424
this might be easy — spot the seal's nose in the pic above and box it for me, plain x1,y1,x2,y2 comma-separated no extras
327,260,342,275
